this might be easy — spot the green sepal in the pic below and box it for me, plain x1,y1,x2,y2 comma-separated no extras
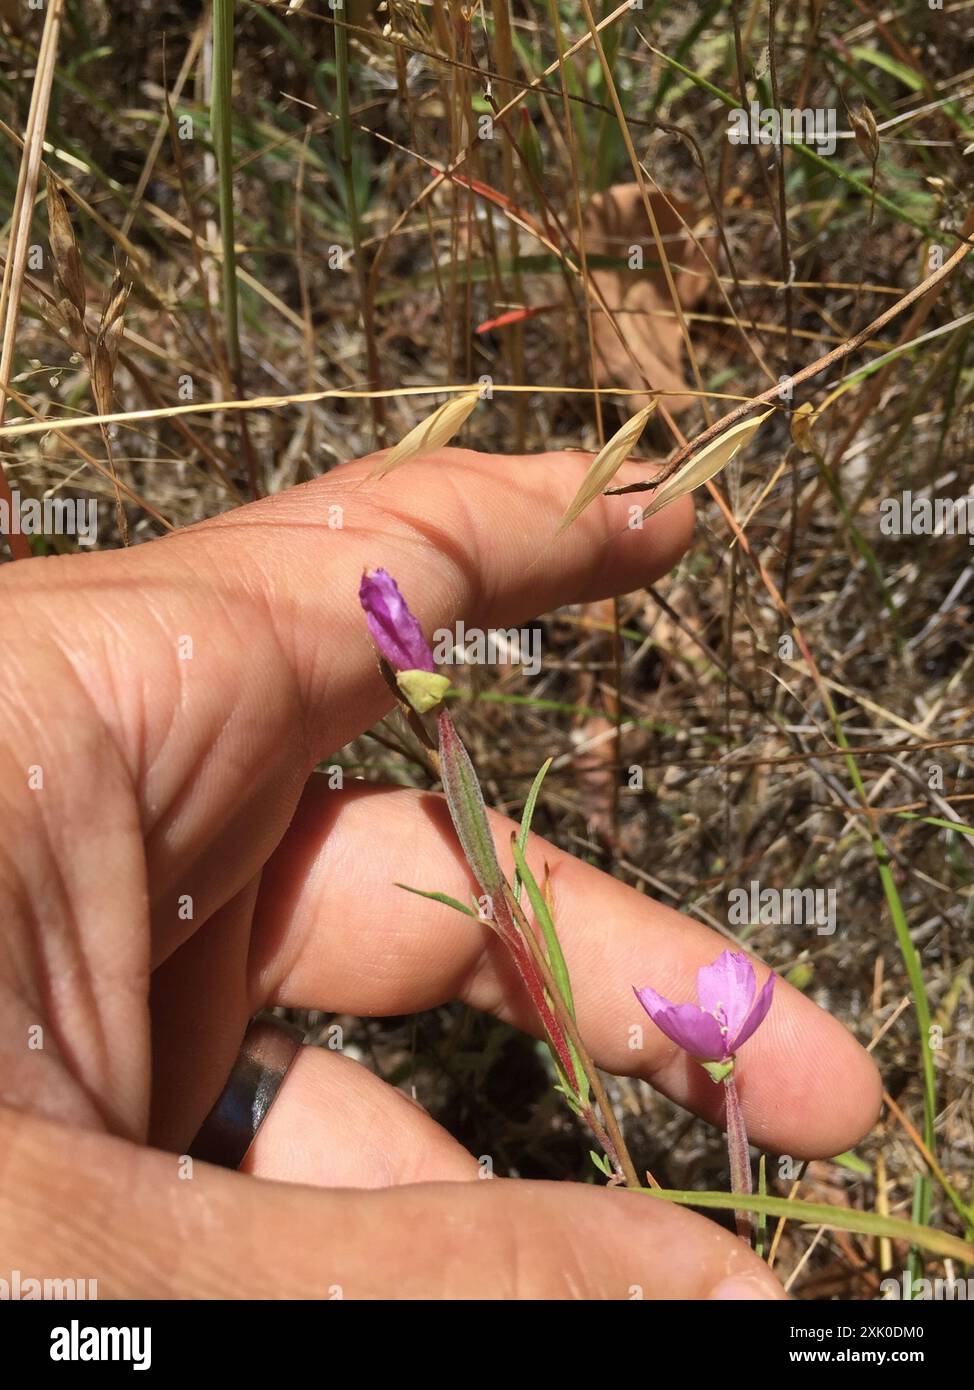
437,709,504,895
700,1058,735,1084
396,669,451,714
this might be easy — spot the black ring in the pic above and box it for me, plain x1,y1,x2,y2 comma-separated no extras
188,1017,305,1169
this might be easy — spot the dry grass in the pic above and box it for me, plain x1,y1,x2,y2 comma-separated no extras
2,0,973,1297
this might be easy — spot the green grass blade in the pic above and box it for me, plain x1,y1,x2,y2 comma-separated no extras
756,1154,768,1260
514,756,552,903
824,707,941,1247
898,813,974,837
211,0,241,380
509,835,588,1102
645,1190,974,1263
510,837,574,1014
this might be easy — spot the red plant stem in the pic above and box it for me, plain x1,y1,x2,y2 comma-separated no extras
496,887,636,1185
724,1072,753,1241
583,1106,623,1180
502,883,640,1188
494,897,576,1082
435,705,638,1186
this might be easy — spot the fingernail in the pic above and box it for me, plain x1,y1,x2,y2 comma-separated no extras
708,1274,782,1300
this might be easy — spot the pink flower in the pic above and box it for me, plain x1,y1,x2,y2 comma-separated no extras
359,568,435,673
634,950,775,1063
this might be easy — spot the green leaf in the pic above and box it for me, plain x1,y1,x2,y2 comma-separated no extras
510,839,575,1015
756,1154,768,1260
395,883,477,919
645,1190,974,1263
509,836,589,1104
211,0,241,378
642,41,935,234
848,46,971,130
898,812,974,837
554,1081,582,1116
514,757,552,904
832,1150,872,1177
373,253,641,305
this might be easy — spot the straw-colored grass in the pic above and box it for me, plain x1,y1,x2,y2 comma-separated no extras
2,0,973,1297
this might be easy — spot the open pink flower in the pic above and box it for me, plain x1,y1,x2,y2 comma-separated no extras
634,950,775,1063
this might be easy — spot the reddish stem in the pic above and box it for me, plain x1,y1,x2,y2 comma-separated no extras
498,903,576,1082
724,1072,753,1242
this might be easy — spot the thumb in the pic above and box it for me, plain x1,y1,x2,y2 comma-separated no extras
2,1108,782,1299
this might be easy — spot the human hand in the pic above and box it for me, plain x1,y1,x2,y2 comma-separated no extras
0,447,880,1297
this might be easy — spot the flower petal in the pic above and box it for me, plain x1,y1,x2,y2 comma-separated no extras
697,950,756,1041
631,983,675,1021
634,988,727,1060
730,971,776,1052
359,568,435,673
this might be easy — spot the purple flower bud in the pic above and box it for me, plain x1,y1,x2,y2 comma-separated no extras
359,568,435,674
634,950,775,1064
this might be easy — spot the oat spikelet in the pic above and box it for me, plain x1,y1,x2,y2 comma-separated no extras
849,104,880,166
93,265,131,543
554,402,657,538
368,393,480,479
641,409,774,521
92,268,130,416
46,174,88,360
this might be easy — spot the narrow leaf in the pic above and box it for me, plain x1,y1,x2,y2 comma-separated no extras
395,883,477,919
510,838,575,1015
369,393,480,479
646,1189,974,1263
642,409,774,521
510,837,589,1102
555,404,656,536
211,0,241,378
514,757,552,903
833,1149,872,1176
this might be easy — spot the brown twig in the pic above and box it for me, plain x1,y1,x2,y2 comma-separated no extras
607,226,974,495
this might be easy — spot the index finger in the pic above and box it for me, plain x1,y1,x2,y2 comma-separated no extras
173,445,695,753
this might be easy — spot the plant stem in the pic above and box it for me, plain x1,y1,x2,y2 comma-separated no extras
724,1072,753,1241
333,6,382,439
211,0,258,498
502,882,640,1189
211,0,239,383
436,706,639,1188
